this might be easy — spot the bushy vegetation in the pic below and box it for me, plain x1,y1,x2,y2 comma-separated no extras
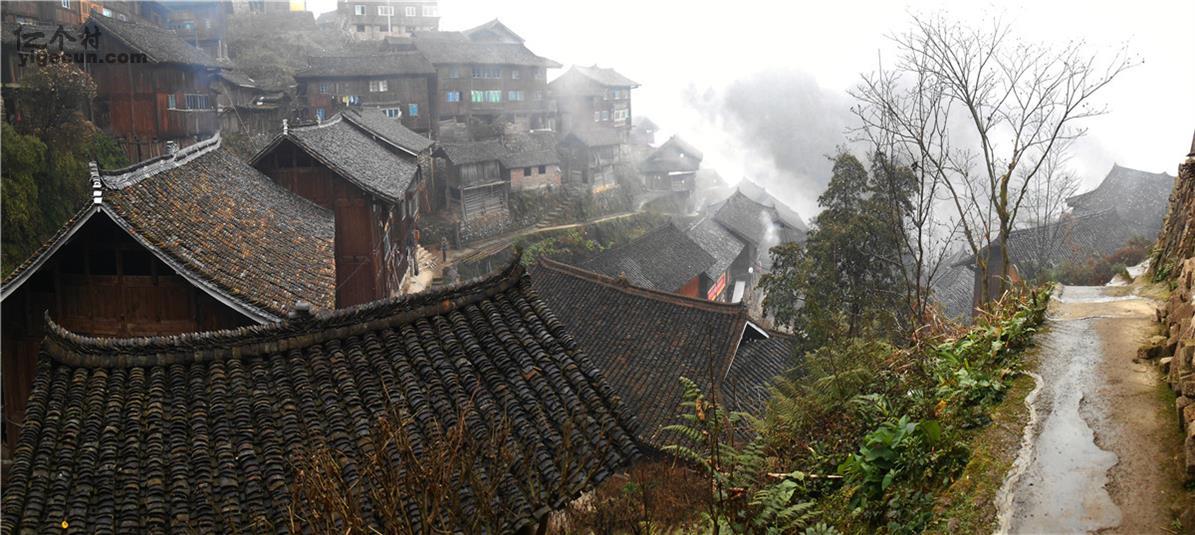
2,55,127,275
1045,235,1152,286
565,286,1047,534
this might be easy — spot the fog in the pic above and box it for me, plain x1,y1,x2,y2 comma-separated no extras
310,0,1195,218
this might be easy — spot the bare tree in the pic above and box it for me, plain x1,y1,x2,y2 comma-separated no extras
1017,145,1082,277
852,12,1135,305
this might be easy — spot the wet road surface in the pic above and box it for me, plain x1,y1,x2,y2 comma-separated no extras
998,285,1176,534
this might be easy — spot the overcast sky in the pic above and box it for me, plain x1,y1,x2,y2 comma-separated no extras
310,0,1194,217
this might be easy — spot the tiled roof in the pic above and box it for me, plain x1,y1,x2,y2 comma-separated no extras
726,332,794,415
297,51,436,77
680,216,746,279
2,260,640,533
342,107,434,154
930,257,977,322
462,19,525,43
712,190,807,255
571,65,638,88
642,135,704,174
1067,163,1174,233
413,36,561,67
1,136,337,321
263,115,420,203
87,15,217,67
563,125,623,148
581,223,715,292
530,259,782,450
216,68,257,88
957,209,1143,279
439,134,559,169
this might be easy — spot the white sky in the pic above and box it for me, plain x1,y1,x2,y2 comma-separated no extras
309,0,1195,216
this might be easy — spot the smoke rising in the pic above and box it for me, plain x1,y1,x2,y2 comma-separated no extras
686,69,858,218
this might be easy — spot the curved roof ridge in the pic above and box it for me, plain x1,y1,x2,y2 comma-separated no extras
43,255,526,366
536,257,746,315
100,132,222,190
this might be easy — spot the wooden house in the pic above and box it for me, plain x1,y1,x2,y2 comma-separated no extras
84,15,222,161
558,124,625,194
0,134,336,445
530,258,792,452
580,222,720,299
4,258,640,533
630,116,658,147
138,0,232,61
1066,163,1175,237
321,0,440,40
412,20,560,134
295,51,437,133
641,134,703,197
550,64,637,137
435,132,560,227
213,68,290,135
709,183,808,305
251,108,433,307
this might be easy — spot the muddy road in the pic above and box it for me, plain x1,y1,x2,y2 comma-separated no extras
998,285,1184,534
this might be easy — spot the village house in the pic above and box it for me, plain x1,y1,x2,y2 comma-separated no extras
630,116,658,147
137,0,232,61
212,68,290,134
558,124,626,194
1067,163,1175,237
549,64,638,137
251,108,432,307
679,215,747,302
295,51,437,132
641,134,704,203
2,258,640,533
317,0,440,40
85,15,222,161
411,19,561,134
0,134,336,446
434,131,560,238
581,222,722,299
530,258,793,452
709,182,808,304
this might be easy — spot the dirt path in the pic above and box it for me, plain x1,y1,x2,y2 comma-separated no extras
448,210,640,265
998,285,1184,534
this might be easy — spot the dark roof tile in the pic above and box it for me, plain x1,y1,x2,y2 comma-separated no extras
581,223,715,292
3,261,640,533
297,51,436,77
87,16,216,67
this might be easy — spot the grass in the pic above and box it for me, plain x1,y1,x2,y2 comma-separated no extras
924,346,1041,534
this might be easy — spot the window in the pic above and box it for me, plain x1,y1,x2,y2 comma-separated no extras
507,90,523,101
601,110,610,121
603,90,610,101
185,94,211,109
534,69,544,80
511,69,520,80
61,0,69,8
378,5,394,15
318,82,330,94
472,66,500,79
369,79,388,92
316,108,326,121
471,90,485,103
448,67,459,79
445,90,460,102
485,90,501,103
538,165,546,174
382,108,401,118
405,6,416,16
408,103,418,116
593,111,601,122
167,94,177,109
353,4,365,15
101,7,112,17
422,5,437,16
524,167,532,176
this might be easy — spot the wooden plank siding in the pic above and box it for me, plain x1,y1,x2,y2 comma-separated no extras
1,216,251,445
254,139,412,308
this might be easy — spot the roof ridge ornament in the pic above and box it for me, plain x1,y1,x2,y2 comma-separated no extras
282,118,288,135
89,161,102,205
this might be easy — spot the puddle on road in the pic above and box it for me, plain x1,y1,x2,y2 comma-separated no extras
1000,285,1129,534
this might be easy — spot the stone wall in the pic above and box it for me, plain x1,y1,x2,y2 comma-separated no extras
1142,139,1195,482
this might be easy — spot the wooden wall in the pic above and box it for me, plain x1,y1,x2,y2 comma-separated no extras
255,139,412,307
298,75,435,132
1,215,252,446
